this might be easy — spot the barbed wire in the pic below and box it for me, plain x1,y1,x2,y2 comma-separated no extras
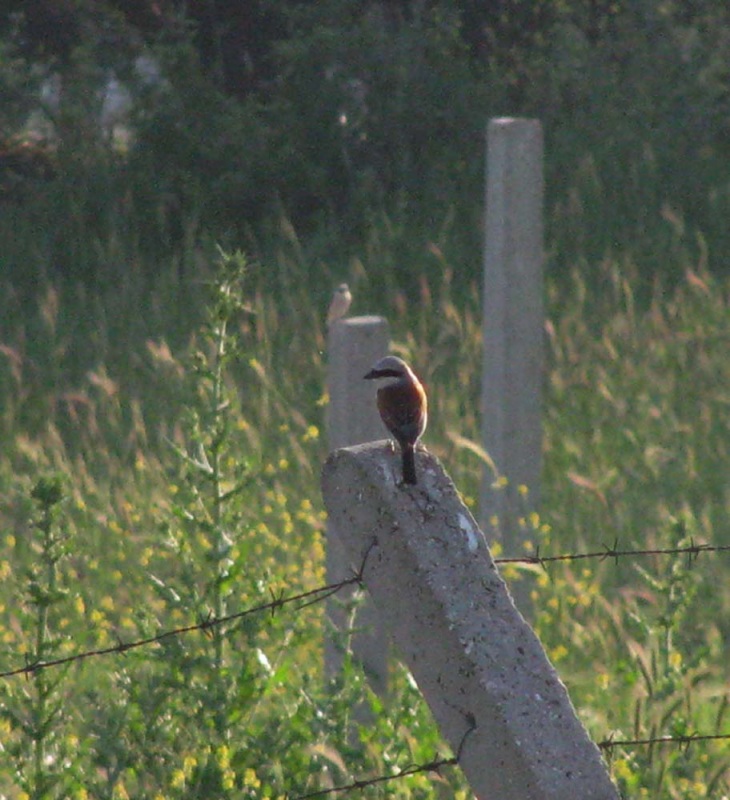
285,727,730,799
495,539,730,566
598,731,730,751
0,581,348,678
2,539,727,679
0,540,377,679
289,752,457,800
287,719,476,800
2,535,729,794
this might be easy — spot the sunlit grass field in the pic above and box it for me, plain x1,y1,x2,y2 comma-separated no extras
0,206,729,798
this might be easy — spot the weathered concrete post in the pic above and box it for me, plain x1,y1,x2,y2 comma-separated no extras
322,442,619,800
481,118,544,581
326,316,390,693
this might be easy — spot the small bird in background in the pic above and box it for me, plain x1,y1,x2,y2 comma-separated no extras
326,283,352,327
364,355,428,485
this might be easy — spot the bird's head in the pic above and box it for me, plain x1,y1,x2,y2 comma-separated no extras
364,355,414,386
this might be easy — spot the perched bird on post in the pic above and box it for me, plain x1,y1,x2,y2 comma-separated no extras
326,283,352,327
364,355,428,485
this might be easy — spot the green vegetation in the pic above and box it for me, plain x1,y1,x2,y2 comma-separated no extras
0,229,728,798
1,1,730,797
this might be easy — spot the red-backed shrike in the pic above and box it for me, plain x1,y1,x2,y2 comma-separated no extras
364,355,428,485
326,283,352,327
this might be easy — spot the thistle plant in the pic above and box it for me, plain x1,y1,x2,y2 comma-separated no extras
145,247,268,791
0,476,77,799
175,248,250,698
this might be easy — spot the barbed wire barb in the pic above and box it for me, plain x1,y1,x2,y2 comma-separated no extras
686,536,699,567
269,587,286,617
296,541,374,612
602,537,620,565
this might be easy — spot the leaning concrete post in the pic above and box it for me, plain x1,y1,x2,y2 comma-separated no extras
322,442,619,800
326,316,390,694
481,118,544,579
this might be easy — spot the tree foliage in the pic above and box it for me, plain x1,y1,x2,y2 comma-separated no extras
1,0,730,277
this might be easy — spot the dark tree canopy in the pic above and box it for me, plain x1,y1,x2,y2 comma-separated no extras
1,0,730,277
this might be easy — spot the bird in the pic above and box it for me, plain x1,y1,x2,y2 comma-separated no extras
326,283,352,327
364,355,428,485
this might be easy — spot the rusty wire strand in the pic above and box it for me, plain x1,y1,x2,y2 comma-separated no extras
1,535,728,796
1,539,726,678
0,544,373,679
495,540,730,566
598,731,730,750
287,723,730,799
288,718,476,800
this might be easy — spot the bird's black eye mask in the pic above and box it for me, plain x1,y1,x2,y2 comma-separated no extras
365,369,402,379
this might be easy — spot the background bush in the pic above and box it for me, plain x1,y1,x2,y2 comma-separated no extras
2,0,730,283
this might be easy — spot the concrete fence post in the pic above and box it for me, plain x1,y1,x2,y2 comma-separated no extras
322,442,619,800
481,118,544,584
326,316,390,694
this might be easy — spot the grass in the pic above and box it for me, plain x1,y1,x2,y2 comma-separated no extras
0,198,729,798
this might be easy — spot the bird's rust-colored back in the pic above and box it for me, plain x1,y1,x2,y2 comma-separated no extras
376,381,427,449
364,355,428,484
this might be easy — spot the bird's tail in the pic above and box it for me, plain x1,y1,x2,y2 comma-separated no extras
401,444,417,485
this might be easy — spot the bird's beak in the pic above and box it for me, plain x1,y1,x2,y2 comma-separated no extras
363,369,377,380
